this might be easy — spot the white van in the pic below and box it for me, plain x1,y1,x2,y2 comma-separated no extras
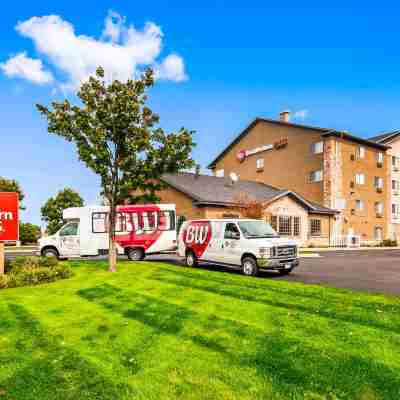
178,219,299,276
38,204,177,260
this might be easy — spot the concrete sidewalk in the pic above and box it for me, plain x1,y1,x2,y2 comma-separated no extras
300,246,400,252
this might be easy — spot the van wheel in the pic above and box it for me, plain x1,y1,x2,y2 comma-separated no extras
42,248,59,259
279,268,293,276
127,248,145,261
242,257,258,276
185,250,198,267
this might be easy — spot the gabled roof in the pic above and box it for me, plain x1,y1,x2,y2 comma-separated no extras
208,117,390,168
161,172,337,215
369,130,400,144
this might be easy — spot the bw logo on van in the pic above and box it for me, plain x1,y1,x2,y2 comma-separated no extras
183,221,212,258
0,193,19,241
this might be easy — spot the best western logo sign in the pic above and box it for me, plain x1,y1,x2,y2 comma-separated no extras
236,138,288,162
0,193,19,241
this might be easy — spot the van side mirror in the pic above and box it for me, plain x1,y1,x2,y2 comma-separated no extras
230,231,240,240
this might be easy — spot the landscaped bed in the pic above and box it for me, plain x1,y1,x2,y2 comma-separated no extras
0,260,399,399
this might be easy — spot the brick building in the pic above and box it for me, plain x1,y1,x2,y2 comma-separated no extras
207,112,390,244
369,131,400,241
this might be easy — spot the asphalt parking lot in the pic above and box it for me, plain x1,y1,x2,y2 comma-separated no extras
6,249,400,296
148,250,400,296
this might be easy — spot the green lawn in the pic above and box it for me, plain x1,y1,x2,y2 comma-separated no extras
1,261,400,399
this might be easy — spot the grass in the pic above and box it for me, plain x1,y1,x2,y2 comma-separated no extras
1,261,400,399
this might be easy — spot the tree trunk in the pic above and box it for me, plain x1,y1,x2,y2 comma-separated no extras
108,198,117,272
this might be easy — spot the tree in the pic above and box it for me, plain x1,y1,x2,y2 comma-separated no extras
0,177,25,209
19,223,41,245
37,67,195,272
41,188,84,235
233,194,265,219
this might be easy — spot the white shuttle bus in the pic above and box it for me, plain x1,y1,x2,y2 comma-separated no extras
38,204,177,260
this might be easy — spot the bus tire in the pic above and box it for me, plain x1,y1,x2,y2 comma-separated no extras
41,247,59,260
127,247,145,261
185,250,198,268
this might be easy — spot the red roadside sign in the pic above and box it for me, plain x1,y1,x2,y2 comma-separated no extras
0,192,19,241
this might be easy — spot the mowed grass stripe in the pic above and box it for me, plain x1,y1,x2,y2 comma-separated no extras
76,282,400,399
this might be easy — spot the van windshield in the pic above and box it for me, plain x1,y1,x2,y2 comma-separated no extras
238,220,278,239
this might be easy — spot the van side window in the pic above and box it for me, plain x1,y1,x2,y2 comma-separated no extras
59,222,79,236
224,223,240,239
92,212,107,233
158,211,176,231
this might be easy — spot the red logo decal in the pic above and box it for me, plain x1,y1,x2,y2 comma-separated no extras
183,221,212,258
236,150,246,162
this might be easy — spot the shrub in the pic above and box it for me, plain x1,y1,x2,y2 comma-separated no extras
1,256,72,290
0,274,8,289
380,239,398,247
38,256,58,268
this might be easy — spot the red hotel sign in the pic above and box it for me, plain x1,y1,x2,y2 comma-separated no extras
236,138,288,162
0,193,19,241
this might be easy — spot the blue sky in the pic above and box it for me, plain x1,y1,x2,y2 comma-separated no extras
1,1,400,225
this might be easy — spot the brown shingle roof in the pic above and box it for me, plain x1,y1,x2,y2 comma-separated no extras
369,130,400,144
161,172,337,215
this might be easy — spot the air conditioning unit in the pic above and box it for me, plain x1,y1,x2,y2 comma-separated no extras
377,162,383,168
376,212,383,218
351,209,356,215
350,154,355,161
350,181,355,188
393,190,399,196
394,166,399,172
376,187,383,193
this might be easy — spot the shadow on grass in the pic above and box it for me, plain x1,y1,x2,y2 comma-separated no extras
0,303,133,400
154,265,400,313
78,283,400,399
148,272,400,335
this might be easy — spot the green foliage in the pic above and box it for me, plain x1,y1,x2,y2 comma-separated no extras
0,176,25,209
176,215,186,234
41,188,84,235
19,222,41,244
1,256,72,289
37,66,195,271
380,239,398,247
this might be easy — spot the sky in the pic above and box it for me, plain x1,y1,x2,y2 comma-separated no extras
1,1,400,225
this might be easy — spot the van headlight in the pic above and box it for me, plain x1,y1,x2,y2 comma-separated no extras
258,247,271,257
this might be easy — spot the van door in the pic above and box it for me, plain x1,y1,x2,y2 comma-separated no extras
221,222,242,265
58,222,80,257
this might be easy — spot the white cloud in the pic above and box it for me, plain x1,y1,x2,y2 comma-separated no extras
0,52,53,84
2,11,187,90
155,53,187,82
293,109,309,120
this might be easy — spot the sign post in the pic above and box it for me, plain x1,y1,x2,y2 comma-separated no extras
0,193,19,275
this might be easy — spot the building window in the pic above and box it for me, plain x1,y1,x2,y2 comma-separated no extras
374,227,383,241
293,216,301,236
270,216,278,231
310,219,322,236
393,180,400,192
357,146,365,159
374,177,384,189
375,202,384,216
377,152,384,165
215,169,224,177
355,173,365,185
392,204,399,216
311,141,324,154
309,170,323,183
256,158,264,171
393,156,400,168
355,200,364,211
270,215,301,237
278,216,292,235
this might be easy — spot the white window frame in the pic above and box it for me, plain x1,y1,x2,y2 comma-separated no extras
377,152,384,164
375,202,384,215
355,173,365,185
374,227,383,241
256,158,264,170
374,177,384,189
310,170,323,183
355,200,364,211
312,141,324,155
357,146,365,159
215,169,224,178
